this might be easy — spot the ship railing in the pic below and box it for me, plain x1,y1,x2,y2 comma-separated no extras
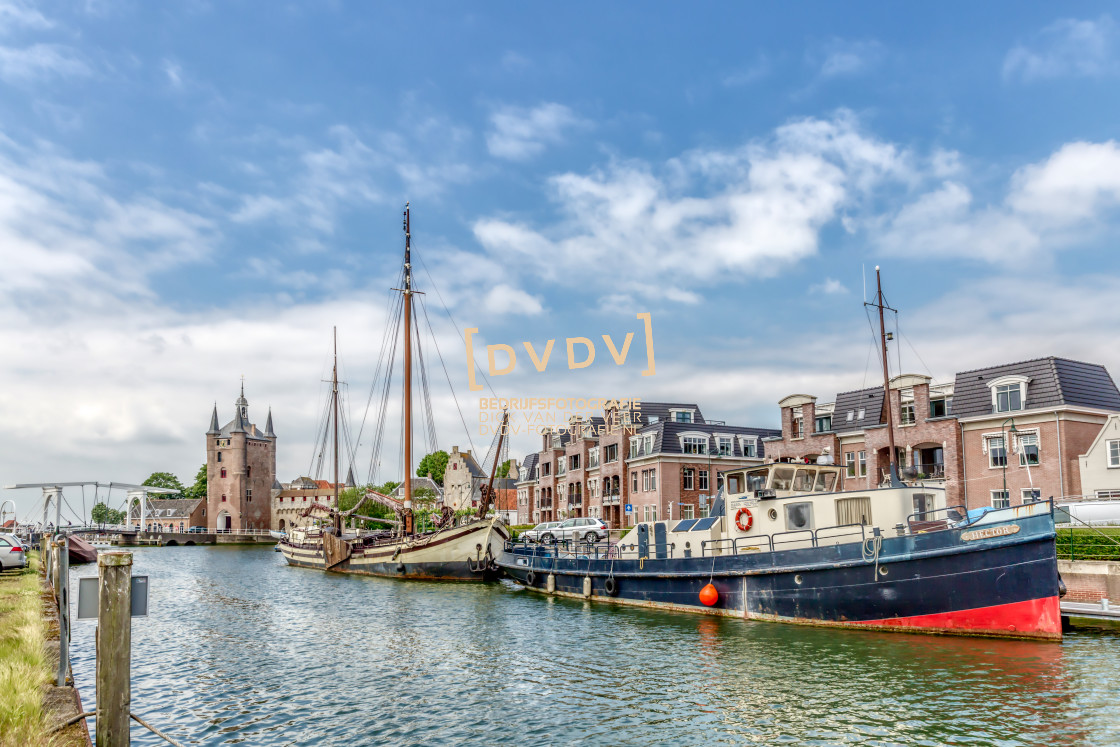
814,523,869,546
905,505,969,533
771,529,816,550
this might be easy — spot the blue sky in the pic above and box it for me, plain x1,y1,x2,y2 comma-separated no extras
4,1,1120,518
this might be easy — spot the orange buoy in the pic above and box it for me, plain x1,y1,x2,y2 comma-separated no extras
699,583,719,607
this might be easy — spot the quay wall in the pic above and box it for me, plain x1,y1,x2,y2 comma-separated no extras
1058,560,1120,603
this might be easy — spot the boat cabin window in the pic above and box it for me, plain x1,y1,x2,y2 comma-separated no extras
792,469,814,493
785,502,814,530
771,467,795,491
813,471,837,492
726,474,742,494
745,468,769,493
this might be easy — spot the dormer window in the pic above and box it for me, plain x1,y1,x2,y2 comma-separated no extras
791,406,803,439
670,408,695,424
989,375,1030,413
740,437,758,458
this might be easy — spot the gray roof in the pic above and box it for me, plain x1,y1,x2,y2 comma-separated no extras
635,420,780,458
632,402,706,426
952,357,1120,419
129,498,203,520
396,477,443,497
264,409,276,438
833,387,885,433
216,416,271,442
521,453,539,471
207,404,220,435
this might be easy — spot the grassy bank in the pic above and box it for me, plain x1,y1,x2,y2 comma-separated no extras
1056,526,1120,561
0,551,50,746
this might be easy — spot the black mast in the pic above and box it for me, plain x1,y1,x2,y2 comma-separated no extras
866,266,902,488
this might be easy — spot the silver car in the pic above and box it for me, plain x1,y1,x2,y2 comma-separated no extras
0,533,27,571
544,518,609,544
521,521,561,543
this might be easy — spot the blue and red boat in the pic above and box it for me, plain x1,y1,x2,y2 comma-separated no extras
497,464,1062,640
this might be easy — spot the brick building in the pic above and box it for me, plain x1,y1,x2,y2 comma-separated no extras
129,498,205,533
205,384,276,532
273,476,345,532
767,356,1120,511
523,402,777,528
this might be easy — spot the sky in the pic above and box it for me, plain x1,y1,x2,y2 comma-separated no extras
4,1,1120,520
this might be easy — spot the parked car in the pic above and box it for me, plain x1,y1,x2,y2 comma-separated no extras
542,518,609,545
520,521,561,543
187,526,208,533
0,533,27,571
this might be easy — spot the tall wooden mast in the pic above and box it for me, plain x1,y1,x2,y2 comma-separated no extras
402,203,414,534
332,326,342,535
869,266,902,487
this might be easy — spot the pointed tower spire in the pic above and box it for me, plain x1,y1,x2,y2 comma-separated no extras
207,402,220,435
231,382,248,433
345,465,356,489
265,408,276,438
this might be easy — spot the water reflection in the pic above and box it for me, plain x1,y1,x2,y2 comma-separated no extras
67,547,1120,746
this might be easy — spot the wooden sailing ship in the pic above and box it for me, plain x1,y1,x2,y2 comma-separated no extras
280,205,509,579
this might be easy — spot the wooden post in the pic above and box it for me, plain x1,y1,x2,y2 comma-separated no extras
96,552,132,747
56,536,70,687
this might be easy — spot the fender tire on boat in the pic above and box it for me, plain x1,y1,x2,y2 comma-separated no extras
526,570,536,586
605,576,618,596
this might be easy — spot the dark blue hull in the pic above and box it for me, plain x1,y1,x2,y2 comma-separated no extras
497,513,1062,639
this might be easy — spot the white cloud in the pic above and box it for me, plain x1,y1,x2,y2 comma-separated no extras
877,140,1120,261
811,278,848,295
473,111,911,303
0,42,91,81
815,39,884,78
485,102,589,161
481,283,544,316
1004,15,1119,82
162,58,183,88
0,0,52,32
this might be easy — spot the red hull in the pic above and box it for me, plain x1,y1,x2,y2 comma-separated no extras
850,595,1062,639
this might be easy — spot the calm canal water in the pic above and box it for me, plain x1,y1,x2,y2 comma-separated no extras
67,546,1120,746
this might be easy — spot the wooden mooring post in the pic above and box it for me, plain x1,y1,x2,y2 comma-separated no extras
56,534,70,687
96,551,132,747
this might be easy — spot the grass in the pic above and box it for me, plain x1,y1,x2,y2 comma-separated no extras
0,550,51,747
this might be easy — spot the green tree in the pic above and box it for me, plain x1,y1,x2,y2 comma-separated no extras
183,464,207,500
91,502,111,524
416,451,449,485
496,459,512,479
142,471,185,496
108,508,126,524
338,483,398,530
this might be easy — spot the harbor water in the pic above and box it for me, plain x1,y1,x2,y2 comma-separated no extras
68,546,1120,746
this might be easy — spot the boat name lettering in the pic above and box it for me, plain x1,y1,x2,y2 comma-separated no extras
961,524,1021,542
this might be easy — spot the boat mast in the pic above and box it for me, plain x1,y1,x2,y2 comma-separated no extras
870,266,902,488
402,203,414,534
332,326,342,535
478,410,509,520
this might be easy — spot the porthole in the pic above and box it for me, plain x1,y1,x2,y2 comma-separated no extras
879,566,889,577
685,542,691,550
767,508,778,521
794,574,803,585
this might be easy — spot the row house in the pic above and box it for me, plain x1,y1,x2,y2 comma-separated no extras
767,356,1120,511
522,402,778,528
1079,414,1120,500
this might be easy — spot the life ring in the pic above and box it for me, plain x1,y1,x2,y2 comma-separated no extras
526,570,536,586
605,577,618,596
735,507,754,532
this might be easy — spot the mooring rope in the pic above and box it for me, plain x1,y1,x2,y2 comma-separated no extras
48,711,187,747
861,534,883,580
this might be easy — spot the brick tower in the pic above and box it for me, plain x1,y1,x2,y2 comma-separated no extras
205,383,277,532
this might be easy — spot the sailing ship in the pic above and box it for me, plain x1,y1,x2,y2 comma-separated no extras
279,205,509,580
496,268,1064,639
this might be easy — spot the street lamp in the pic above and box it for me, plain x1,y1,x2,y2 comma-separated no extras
1001,417,1018,505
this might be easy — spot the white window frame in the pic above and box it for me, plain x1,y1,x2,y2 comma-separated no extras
858,451,867,477
1021,488,1041,502
1017,430,1040,466
857,408,865,420
682,468,694,491
1108,439,1120,468
740,437,758,458
670,408,695,424
679,432,709,455
698,469,709,491
991,490,1010,509
681,504,694,520
845,451,856,478
988,375,1030,414
986,435,1007,469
